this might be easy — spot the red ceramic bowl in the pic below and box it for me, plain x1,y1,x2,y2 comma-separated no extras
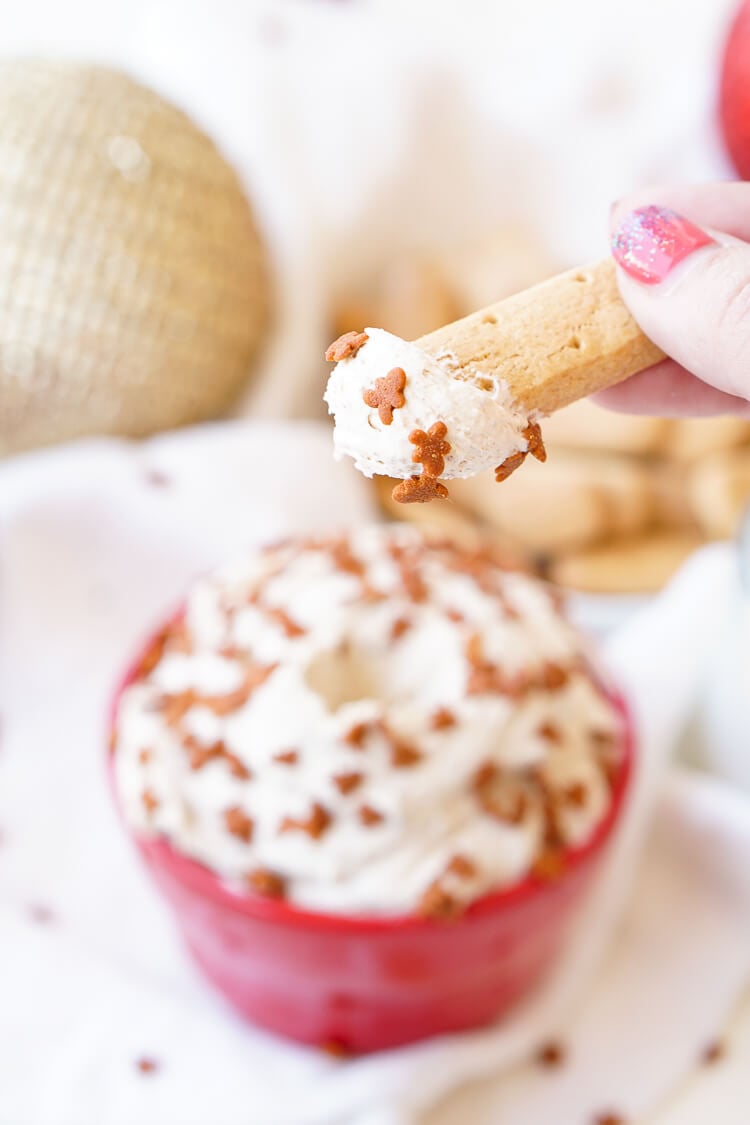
109,622,634,1054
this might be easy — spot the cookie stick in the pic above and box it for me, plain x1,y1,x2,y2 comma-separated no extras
415,257,664,415
323,257,666,499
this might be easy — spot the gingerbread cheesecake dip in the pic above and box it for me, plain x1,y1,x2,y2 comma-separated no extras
112,527,624,919
324,258,664,502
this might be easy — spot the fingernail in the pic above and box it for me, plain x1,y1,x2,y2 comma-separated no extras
611,205,714,285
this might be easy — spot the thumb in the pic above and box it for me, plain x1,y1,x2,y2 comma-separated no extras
611,204,750,403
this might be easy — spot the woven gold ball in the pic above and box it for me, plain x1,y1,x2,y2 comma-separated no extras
0,61,272,455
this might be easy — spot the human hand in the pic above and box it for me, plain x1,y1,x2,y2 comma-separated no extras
598,182,750,417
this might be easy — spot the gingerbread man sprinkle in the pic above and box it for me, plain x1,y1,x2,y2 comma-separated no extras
494,421,546,483
325,331,369,363
494,450,527,483
523,421,547,463
362,366,407,425
391,419,451,504
409,421,451,476
391,475,449,504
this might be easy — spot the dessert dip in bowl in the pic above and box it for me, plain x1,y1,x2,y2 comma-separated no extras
109,527,633,1052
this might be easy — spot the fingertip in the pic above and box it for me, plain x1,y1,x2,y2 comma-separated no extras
592,361,750,418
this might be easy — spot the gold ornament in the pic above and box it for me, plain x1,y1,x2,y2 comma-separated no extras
0,61,272,455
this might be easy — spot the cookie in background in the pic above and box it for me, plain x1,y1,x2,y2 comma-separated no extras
376,393,750,594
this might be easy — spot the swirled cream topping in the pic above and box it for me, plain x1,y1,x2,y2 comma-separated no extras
113,527,623,918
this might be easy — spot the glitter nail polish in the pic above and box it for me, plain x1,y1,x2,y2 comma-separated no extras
611,205,714,285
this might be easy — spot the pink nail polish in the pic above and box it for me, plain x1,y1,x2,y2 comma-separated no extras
611,205,714,285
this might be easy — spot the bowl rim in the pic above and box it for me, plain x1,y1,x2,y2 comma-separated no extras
109,609,635,935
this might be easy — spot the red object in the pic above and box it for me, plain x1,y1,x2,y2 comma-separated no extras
611,205,714,286
720,1,750,178
109,624,634,1054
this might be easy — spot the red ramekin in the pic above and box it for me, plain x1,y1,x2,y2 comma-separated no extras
109,621,634,1054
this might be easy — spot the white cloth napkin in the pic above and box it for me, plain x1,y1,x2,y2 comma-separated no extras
0,420,747,1125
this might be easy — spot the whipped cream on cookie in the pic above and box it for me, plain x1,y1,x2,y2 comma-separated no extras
323,328,539,495
113,527,623,918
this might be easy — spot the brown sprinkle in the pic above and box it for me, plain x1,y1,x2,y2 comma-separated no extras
332,771,364,795
224,751,252,781
599,751,620,791
358,804,385,827
390,616,412,642
201,663,277,716
532,848,566,882
142,789,160,815
325,330,369,362
702,1040,726,1065
480,787,528,826
138,748,152,765
446,550,508,598
465,633,500,696
360,581,387,603
542,802,566,853
535,1040,567,1068
392,475,449,504
246,867,286,900
563,782,588,808
390,737,423,769
472,760,500,792
474,756,528,828
344,721,373,748
166,622,193,654
431,707,456,731
523,421,547,463
244,661,279,693
135,1056,160,1075
398,560,428,602
593,1115,627,1125
446,854,477,879
267,608,306,638
329,539,366,576
496,670,527,699
542,663,569,691
417,882,463,921
280,801,333,840
408,421,451,477
473,666,525,698
159,691,196,726
137,628,169,678
273,749,299,766
465,632,485,667
362,366,407,426
198,687,245,719
537,721,561,743
467,646,533,701
494,450,527,483
224,806,254,843
185,738,225,771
